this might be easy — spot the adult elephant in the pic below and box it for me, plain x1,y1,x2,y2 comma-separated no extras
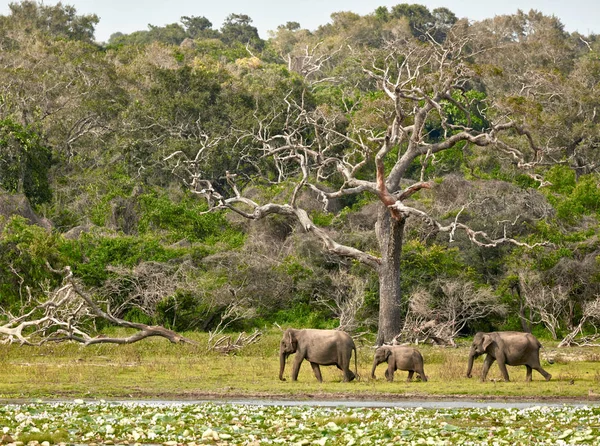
466,331,552,382
278,328,358,382
371,345,427,382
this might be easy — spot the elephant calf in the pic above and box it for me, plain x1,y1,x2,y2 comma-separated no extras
279,328,358,382
371,345,427,382
466,331,552,382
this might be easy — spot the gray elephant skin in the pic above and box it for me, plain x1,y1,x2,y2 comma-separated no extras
466,331,552,382
371,345,427,382
279,328,358,382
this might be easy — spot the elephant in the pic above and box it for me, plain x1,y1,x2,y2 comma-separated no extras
466,331,552,382
371,345,427,382
279,328,358,382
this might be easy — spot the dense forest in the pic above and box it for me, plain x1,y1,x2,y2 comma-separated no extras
0,1,599,346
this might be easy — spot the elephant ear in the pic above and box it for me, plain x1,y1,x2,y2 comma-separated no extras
482,335,494,351
286,330,298,351
384,347,393,360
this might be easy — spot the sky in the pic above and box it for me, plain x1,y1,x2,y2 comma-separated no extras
1,0,599,42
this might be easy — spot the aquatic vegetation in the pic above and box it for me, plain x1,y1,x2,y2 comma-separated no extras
1,401,599,444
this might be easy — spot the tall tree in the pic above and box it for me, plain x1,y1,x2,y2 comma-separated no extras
220,13,263,49
168,23,556,343
1,0,98,42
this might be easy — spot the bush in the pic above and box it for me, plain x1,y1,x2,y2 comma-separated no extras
0,216,61,310
138,192,242,245
60,233,183,286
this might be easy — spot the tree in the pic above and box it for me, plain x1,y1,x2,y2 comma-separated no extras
390,3,434,38
220,13,263,49
0,119,52,205
168,23,556,344
0,264,196,345
181,15,214,39
399,280,506,345
1,0,98,43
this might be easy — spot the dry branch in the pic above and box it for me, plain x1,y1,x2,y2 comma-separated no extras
206,302,262,354
0,264,197,346
209,330,262,354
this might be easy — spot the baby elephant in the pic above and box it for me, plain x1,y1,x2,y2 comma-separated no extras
371,345,427,382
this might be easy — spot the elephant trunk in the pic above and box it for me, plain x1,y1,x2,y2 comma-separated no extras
371,358,381,379
279,348,288,381
466,348,476,378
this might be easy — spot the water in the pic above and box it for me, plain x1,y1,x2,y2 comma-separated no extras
3,397,597,409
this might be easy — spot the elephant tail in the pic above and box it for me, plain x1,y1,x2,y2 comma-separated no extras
353,345,359,380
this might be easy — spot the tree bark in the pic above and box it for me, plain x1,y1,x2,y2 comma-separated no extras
375,204,405,345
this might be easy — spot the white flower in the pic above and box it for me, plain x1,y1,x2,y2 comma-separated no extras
325,422,339,432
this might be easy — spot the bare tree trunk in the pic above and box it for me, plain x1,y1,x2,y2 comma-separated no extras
375,205,405,345
512,283,531,333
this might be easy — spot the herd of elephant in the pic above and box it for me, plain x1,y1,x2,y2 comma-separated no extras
278,328,552,383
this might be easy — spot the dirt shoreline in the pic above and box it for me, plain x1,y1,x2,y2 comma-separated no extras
2,391,600,405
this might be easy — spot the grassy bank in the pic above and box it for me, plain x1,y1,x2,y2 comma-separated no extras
1,330,599,400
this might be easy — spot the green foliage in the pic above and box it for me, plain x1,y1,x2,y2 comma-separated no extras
137,192,236,244
401,240,475,290
310,211,334,227
268,303,337,329
0,216,60,310
546,165,577,195
0,118,52,206
277,256,314,283
531,246,574,271
442,91,487,131
544,167,600,221
180,15,216,39
60,234,182,286
155,291,209,331
2,0,98,42
220,13,264,50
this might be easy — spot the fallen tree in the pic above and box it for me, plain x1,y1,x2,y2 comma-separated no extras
0,264,197,346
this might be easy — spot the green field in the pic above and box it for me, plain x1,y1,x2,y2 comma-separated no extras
1,330,599,402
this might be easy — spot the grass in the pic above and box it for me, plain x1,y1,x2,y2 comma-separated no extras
1,329,599,401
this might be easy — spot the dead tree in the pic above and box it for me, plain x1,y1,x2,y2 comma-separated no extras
397,281,506,346
0,265,196,346
206,302,262,354
519,272,568,340
166,26,553,344
316,270,368,335
558,297,600,347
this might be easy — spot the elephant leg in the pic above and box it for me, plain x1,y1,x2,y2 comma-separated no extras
407,370,414,382
339,362,355,382
386,363,395,382
528,356,552,381
344,368,356,382
481,355,495,382
525,365,533,382
291,355,304,381
416,364,427,382
533,365,552,381
497,359,510,382
310,362,323,383
338,350,355,382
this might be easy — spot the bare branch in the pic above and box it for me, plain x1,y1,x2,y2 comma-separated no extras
0,265,197,346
